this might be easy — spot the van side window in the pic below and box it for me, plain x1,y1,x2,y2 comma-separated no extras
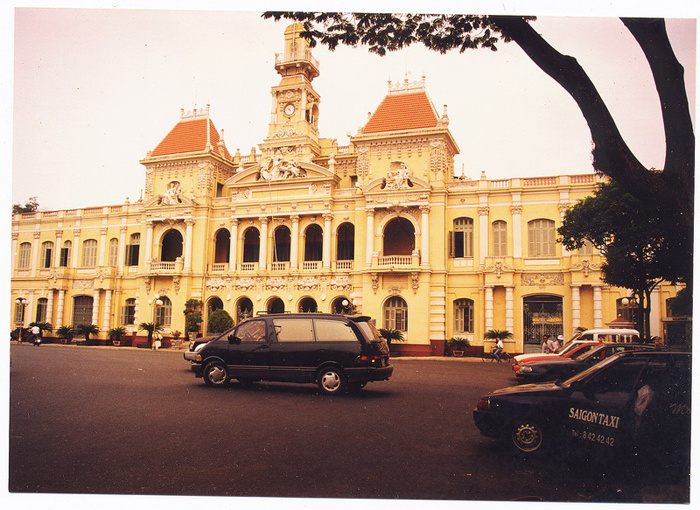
236,320,266,343
314,319,359,342
273,318,314,342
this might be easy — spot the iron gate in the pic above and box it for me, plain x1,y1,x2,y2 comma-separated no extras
523,296,563,345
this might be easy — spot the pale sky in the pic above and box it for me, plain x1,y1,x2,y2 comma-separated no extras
7,3,697,212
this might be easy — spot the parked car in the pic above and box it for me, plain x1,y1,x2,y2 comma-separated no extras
183,337,213,361
473,351,691,472
514,343,655,384
512,328,640,367
511,341,602,373
190,314,392,394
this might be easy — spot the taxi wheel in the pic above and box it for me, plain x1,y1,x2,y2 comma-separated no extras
203,361,230,387
317,367,347,395
510,416,546,455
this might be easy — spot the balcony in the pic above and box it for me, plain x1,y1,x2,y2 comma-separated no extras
209,263,229,273
271,262,289,271
302,261,320,271
240,262,258,272
335,260,353,271
150,260,182,273
373,251,421,270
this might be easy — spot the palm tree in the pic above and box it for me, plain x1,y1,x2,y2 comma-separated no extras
56,325,74,343
484,329,514,341
379,328,405,349
74,324,100,344
139,322,162,346
108,326,127,345
29,322,53,335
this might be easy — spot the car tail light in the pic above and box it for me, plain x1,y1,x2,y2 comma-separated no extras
476,398,490,411
356,355,384,367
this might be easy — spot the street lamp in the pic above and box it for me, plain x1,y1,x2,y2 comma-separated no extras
14,298,28,339
147,294,163,348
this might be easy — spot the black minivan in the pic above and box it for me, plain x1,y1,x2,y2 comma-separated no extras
191,313,393,394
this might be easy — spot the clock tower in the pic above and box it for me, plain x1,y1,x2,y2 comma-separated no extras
260,23,322,167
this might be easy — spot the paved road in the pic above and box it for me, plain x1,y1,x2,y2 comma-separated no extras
8,343,689,504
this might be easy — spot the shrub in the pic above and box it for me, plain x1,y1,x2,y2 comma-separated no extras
208,309,234,334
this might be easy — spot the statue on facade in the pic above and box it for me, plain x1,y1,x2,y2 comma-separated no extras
162,181,184,205
259,154,306,181
383,161,413,190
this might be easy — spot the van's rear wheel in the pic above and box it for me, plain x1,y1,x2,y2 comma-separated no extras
203,361,230,387
317,367,347,395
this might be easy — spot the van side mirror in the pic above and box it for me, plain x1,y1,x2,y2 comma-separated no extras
228,334,241,344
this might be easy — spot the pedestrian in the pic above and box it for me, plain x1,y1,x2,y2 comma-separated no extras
556,334,565,351
153,330,162,350
30,324,41,347
541,334,550,353
492,338,504,362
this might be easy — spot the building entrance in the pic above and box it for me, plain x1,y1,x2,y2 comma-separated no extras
523,295,563,346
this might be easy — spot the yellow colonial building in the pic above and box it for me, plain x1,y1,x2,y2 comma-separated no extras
10,24,680,354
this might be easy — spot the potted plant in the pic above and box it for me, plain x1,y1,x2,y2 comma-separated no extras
448,336,470,357
108,326,127,346
56,325,74,344
379,328,405,355
74,324,99,345
171,330,182,347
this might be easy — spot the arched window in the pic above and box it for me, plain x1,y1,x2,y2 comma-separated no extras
82,239,98,267
384,296,408,332
72,296,94,326
214,229,230,263
35,298,48,323
528,219,556,257
243,227,260,263
126,233,140,266
304,224,323,262
273,226,291,262
578,239,595,255
492,220,507,257
298,297,318,313
236,297,254,322
121,298,136,325
108,238,119,266
268,297,285,314
336,222,355,261
383,217,415,256
156,296,172,327
161,230,183,262
454,299,475,333
41,241,54,269
450,217,473,258
60,240,71,267
18,242,31,269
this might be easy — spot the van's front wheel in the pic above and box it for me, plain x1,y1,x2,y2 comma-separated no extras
317,367,347,395
203,361,230,387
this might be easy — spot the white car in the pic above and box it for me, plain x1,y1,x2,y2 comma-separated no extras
183,338,212,361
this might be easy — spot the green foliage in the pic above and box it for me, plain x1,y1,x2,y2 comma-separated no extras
56,325,74,339
139,321,162,342
378,328,405,343
29,321,53,333
183,299,204,333
447,336,470,349
484,329,513,340
208,309,234,334
74,324,99,341
108,326,127,340
667,288,692,317
12,196,39,214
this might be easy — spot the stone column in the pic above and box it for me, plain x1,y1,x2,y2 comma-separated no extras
184,218,195,271
28,290,35,325
259,217,269,270
229,218,239,271
420,205,430,267
46,289,55,326
144,221,154,268
571,284,581,333
559,204,570,257
505,285,515,333
290,215,300,270
11,233,18,270
92,289,101,326
593,285,603,329
98,228,108,267
484,286,494,332
479,206,489,265
511,205,522,258
365,208,375,267
322,213,333,269
56,289,66,327
31,232,41,277
54,231,63,268
102,289,112,332
72,229,81,268
118,227,127,273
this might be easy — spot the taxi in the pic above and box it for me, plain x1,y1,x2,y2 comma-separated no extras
473,350,690,470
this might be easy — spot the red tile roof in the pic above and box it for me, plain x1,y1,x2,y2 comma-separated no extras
363,91,440,134
151,117,231,159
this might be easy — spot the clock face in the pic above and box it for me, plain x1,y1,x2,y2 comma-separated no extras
284,103,295,116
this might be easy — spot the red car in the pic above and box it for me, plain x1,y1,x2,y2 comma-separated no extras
511,341,602,373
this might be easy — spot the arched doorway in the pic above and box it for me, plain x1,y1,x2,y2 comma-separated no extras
273,226,291,263
383,217,415,255
72,295,94,326
242,227,260,263
267,297,285,314
523,295,563,347
214,229,230,263
298,297,318,313
336,223,355,261
161,229,183,261
236,297,254,323
331,296,352,314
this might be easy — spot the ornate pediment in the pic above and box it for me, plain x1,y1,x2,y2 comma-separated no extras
225,161,340,190
143,180,197,208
